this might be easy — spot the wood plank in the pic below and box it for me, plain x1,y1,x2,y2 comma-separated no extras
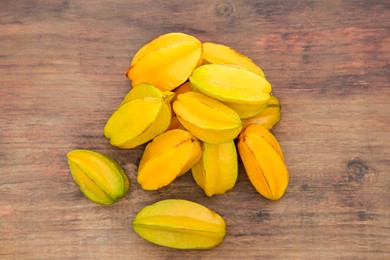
1,0,389,258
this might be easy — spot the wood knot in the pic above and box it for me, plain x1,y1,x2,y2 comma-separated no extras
215,2,233,17
356,211,373,221
347,157,368,182
253,211,270,222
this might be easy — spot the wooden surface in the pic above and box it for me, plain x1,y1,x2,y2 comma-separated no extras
1,0,389,259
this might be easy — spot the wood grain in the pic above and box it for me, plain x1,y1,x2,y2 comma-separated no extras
1,0,389,258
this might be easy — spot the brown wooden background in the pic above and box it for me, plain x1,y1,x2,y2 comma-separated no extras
1,0,389,259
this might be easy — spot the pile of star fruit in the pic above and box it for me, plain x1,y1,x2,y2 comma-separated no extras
67,32,288,250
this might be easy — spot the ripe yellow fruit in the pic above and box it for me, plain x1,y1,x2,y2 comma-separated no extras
104,83,174,149
242,95,281,130
67,32,290,252
173,91,242,144
133,199,226,249
67,150,129,205
192,141,238,196
202,42,265,77
171,81,194,104
166,114,182,131
167,81,193,130
190,64,272,118
137,129,201,190
127,32,203,91
237,124,288,200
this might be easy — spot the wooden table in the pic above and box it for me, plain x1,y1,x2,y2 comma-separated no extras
1,0,389,258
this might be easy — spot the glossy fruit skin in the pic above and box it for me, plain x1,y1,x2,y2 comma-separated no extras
173,91,242,144
127,32,203,91
104,83,173,149
167,81,193,130
133,199,226,249
137,129,201,190
192,141,238,196
242,95,281,130
67,150,129,205
237,124,288,200
202,42,265,77
190,64,272,118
